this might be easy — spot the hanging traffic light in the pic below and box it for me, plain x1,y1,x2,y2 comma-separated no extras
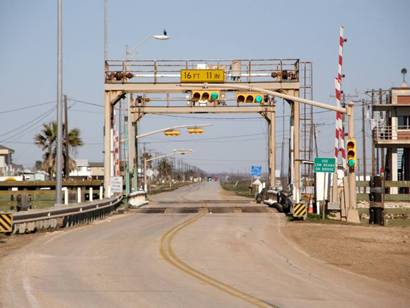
236,92,268,104
187,127,204,134
164,129,181,137
191,90,220,104
346,138,356,169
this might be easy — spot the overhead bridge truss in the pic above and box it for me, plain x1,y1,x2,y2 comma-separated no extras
104,58,317,202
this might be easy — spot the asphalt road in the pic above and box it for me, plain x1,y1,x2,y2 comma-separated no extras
1,182,409,307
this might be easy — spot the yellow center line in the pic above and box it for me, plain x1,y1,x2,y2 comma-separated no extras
159,212,277,308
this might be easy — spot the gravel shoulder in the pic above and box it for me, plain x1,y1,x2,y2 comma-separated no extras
282,221,410,289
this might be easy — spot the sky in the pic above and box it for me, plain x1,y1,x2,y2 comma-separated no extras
0,0,409,174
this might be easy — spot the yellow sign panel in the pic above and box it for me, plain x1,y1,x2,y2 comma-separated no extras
180,69,225,83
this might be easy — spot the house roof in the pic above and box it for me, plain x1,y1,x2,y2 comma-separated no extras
0,144,14,153
89,162,103,167
75,159,89,167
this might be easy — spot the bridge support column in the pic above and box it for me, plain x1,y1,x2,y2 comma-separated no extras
265,107,276,189
346,103,360,223
291,99,301,203
104,90,124,198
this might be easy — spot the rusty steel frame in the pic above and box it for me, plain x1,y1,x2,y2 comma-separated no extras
104,59,348,207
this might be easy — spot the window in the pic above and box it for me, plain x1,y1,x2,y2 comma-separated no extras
398,116,410,129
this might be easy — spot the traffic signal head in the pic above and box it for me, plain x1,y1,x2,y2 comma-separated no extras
187,127,204,134
191,90,220,103
346,138,356,168
164,129,181,137
236,92,268,104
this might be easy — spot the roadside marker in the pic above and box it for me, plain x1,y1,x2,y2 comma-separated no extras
293,203,307,219
0,213,13,233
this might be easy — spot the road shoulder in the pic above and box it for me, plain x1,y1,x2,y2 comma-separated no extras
281,221,410,289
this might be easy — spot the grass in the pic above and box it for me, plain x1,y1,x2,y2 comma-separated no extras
220,180,254,198
148,181,192,195
302,208,410,227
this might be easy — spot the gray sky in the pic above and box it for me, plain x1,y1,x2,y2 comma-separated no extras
0,0,409,173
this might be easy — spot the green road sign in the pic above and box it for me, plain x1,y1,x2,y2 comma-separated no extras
314,157,336,173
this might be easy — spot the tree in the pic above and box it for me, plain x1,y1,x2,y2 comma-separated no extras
34,122,83,178
157,158,172,180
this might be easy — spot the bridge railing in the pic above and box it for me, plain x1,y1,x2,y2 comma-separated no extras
11,195,123,234
105,58,300,84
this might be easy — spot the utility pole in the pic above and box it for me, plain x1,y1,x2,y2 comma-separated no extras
104,0,108,61
64,95,69,179
56,0,63,205
361,99,367,192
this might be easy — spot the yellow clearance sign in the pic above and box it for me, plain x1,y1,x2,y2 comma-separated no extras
180,69,225,83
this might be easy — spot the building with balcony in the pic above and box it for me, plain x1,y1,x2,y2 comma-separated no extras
0,145,15,176
372,81,410,193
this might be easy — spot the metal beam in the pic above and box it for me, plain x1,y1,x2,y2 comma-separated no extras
131,106,275,114
105,82,300,93
180,83,346,113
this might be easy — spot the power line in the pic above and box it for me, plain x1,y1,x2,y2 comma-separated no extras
0,101,55,115
0,101,76,143
68,97,104,108
0,106,55,138
0,108,55,143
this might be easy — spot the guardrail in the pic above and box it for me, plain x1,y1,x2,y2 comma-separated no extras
11,195,123,234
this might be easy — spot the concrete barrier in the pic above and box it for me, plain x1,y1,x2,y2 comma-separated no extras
12,195,122,234
128,191,149,208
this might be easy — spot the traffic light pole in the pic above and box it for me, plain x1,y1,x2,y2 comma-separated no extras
347,102,360,223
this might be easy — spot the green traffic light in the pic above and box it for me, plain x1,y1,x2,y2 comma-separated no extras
211,92,219,101
348,159,355,168
255,95,263,103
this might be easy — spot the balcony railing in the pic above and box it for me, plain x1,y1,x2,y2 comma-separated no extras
373,125,410,140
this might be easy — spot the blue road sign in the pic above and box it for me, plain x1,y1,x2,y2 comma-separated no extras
250,165,262,177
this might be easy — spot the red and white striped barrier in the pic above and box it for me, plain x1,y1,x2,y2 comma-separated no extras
334,26,347,168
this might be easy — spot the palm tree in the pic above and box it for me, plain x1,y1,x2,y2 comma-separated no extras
34,122,83,178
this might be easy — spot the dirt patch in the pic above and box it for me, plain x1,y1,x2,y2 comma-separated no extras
0,233,39,258
282,222,410,289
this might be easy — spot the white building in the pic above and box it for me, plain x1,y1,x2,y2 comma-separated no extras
0,145,15,176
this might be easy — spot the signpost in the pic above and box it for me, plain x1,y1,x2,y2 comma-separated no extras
313,157,336,217
110,176,123,194
180,69,225,83
250,165,262,177
314,157,336,173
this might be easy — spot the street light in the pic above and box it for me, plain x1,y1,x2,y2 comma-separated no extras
144,149,192,193
125,30,170,59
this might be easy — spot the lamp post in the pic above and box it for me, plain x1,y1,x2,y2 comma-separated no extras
121,31,170,195
144,149,192,193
